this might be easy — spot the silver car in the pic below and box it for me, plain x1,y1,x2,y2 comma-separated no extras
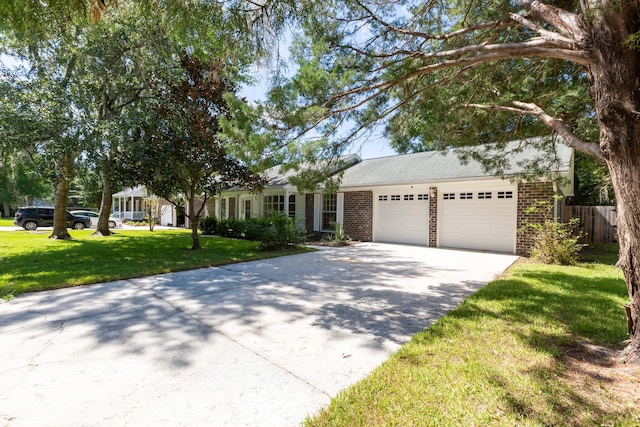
70,210,123,229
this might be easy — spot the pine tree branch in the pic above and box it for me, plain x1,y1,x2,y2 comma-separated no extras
467,101,606,162
508,12,576,47
516,0,586,40
325,40,589,107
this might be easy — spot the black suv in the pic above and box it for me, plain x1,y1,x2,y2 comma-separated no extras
14,207,92,230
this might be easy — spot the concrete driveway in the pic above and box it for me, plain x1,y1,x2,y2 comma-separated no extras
0,243,518,427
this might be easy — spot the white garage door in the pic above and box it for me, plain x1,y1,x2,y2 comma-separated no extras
440,186,517,253
374,193,429,245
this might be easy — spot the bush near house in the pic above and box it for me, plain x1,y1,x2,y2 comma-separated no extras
253,213,306,251
529,217,585,265
216,213,305,250
199,214,218,235
523,199,585,265
216,218,246,239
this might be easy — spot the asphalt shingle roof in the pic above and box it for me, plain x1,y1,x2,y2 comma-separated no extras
340,138,573,188
263,154,362,187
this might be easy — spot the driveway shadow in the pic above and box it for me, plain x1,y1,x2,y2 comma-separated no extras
0,280,214,369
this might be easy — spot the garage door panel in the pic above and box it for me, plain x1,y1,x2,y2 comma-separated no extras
440,186,516,253
494,222,516,233
375,195,429,245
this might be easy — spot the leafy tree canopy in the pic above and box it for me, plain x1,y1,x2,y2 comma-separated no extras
116,53,266,248
267,0,601,171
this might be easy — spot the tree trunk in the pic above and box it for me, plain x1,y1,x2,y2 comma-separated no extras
50,153,74,240
188,193,201,250
2,202,10,218
147,192,156,232
148,209,156,232
609,159,640,363
586,3,640,362
94,170,113,236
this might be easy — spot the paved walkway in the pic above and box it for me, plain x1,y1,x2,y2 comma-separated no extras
0,243,518,426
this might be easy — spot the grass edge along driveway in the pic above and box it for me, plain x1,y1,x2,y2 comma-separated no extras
305,244,639,427
1,229,311,299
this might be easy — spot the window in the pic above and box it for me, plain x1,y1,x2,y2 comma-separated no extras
378,195,388,201
263,195,285,216
220,198,227,220
478,192,492,199
417,194,429,200
288,194,296,218
391,195,401,201
243,200,252,220
498,191,513,199
404,194,414,201
322,193,337,230
443,193,455,200
460,192,473,200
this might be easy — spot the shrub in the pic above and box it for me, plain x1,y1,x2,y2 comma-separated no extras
242,217,269,241
215,214,304,250
321,223,351,246
216,218,245,239
524,199,585,265
199,215,218,235
528,218,585,265
255,212,305,251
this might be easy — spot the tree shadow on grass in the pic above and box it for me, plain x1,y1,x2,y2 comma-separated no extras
0,231,267,298
457,267,629,347
401,262,635,425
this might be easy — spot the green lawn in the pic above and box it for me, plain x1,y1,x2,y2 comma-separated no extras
0,229,311,298
306,244,638,426
0,218,15,227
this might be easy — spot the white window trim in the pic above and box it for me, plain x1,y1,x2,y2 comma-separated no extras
242,198,252,220
336,193,344,227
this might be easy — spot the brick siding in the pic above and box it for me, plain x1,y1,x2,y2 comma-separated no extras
343,191,373,241
516,182,555,255
429,188,438,247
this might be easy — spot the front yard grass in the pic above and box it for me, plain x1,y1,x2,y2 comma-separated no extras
0,218,15,227
306,244,639,426
0,229,311,298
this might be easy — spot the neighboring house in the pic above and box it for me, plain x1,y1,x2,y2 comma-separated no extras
112,185,178,226
214,138,574,255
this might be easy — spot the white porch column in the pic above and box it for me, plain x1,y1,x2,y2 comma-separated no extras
284,190,290,216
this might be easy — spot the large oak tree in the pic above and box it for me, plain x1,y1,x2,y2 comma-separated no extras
1,0,281,237
0,39,85,239
117,54,265,250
